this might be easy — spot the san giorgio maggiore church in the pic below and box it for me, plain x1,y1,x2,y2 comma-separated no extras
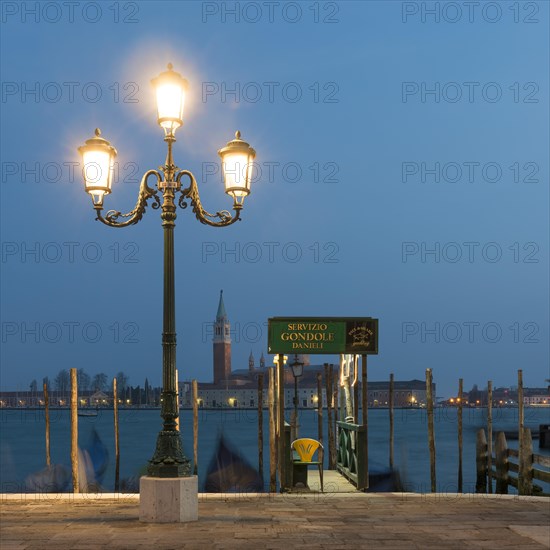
178,291,430,409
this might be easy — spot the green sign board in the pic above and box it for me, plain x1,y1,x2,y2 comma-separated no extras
268,317,378,355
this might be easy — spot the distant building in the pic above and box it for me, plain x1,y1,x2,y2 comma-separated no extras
523,394,549,405
0,389,111,407
178,381,430,409
89,390,111,406
213,290,232,386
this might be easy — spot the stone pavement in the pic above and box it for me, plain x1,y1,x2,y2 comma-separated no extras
1,493,549,550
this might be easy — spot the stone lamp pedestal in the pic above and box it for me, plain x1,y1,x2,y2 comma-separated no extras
139,476,198,523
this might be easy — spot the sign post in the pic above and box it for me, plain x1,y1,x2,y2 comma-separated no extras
278,353,285,491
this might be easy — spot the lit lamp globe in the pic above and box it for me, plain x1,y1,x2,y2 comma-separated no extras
151,63,188,135
291,360,304,379
78,128,117,207
218,131,256,206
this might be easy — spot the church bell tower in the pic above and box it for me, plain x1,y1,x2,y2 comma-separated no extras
213,290,231,386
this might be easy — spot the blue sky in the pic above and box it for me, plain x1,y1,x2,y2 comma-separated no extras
1,1,548,397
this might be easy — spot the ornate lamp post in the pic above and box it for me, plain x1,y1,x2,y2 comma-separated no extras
78,64,256,483
290,354,304,440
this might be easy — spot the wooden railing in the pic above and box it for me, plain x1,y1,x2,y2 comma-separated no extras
336,420,367,490
476,428,550,496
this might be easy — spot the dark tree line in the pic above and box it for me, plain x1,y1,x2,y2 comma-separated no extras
34,371,160,405
41,369,130,392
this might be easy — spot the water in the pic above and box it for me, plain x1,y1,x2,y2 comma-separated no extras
1,407,548,493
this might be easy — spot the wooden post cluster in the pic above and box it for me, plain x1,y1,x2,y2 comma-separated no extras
476,427,545,496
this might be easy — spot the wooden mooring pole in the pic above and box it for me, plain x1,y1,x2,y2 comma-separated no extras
70,368,79,493
353,358,359,424
362,354,368,488
268,367,277,492
317,373,323,467
518,427,533,495
277,354,285,490
335,368,341,422
192,380,198,476
487,380,493,493
43,382,51,467
174,369,179,432
257,373,264,481
458,378,463,492
517,369,525,492
324,363,334,469
113,377,120,492
475,429,487,493
389,373,394,469
426,368,436,492
333,367,339,467
495,431,508,494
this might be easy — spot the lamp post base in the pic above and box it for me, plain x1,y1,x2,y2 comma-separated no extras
147,429,191,477
139,476,198,523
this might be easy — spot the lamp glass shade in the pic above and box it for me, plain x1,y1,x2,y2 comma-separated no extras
221,151,253,196
218,131,256,204
156,83,185,131
151,64,188,134
291,362,304,378
78,129,117,206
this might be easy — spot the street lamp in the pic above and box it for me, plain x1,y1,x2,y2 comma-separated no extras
78,64,256,484
290,354,304,439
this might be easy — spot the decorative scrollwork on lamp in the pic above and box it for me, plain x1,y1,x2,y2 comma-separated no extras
176,170,239,227
95,170,162,227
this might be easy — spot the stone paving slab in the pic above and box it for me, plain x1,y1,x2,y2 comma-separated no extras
1,493,549,550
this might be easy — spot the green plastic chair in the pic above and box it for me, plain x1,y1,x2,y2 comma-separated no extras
291,438,324,492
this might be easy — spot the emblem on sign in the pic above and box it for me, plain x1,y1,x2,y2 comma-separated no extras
348,326,372,348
